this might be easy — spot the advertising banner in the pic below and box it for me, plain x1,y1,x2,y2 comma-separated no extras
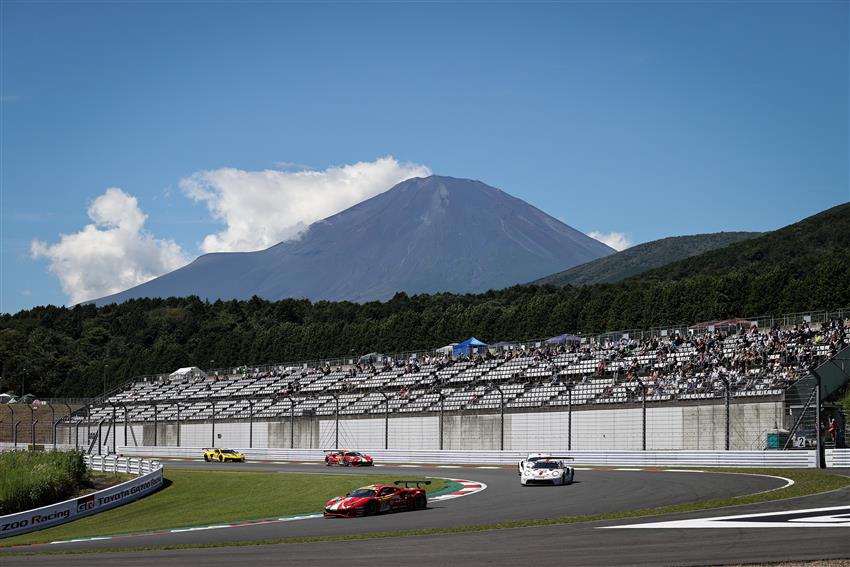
0,465,163,539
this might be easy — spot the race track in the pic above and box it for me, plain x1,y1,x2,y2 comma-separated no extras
2,461,849,566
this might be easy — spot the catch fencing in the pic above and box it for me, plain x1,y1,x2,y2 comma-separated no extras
62,398,788,454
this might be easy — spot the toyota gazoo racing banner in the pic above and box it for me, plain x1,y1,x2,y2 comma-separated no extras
0,468,163,539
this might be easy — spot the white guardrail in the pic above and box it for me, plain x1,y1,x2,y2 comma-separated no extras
0,456,163,539
826,449,850,468
117,446,832,468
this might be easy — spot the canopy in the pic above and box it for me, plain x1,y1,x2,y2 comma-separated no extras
169,366,208,380
358,352,383,363
452,337,488,357
546,333,581,345
436,344,457,355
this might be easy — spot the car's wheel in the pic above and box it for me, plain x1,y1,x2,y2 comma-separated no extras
412,494,426,511
365,500,378,516
219,455,224,462
565,471,574,485
325,459,331,466
203,454,209,462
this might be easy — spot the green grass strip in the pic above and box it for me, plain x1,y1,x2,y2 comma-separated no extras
0,470,446,547
0,450,88,515
2,468,847,557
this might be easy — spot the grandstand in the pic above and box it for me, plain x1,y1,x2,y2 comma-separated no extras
22,310,850,453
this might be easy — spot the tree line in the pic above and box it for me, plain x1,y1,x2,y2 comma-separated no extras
2,251,849,398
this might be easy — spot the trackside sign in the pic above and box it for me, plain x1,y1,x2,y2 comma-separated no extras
0,465,163,539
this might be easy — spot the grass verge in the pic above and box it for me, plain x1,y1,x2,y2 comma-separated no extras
0,450,88,515
0,469,446,547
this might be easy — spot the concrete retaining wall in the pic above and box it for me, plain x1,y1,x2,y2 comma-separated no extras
58,400,785,452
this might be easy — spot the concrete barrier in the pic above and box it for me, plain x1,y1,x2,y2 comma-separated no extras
118,446,818,468
0,456,163,539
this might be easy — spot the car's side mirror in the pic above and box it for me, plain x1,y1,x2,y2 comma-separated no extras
345,493,350,497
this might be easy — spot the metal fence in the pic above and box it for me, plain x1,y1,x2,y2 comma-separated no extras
60,394,787,454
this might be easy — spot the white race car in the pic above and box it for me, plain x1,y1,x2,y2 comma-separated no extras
518,453,574,486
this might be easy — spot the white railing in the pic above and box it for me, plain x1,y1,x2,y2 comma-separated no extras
0,456,163,539
826,449,850,468
119,446,819,468
85,454,161,475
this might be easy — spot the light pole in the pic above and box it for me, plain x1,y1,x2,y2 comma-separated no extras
490,383,505,451
248,399,254,449
437,390,445,450
123,404,129,447
331,393,339,450
565,378,573,451
719,375,731,451
30,404,37,450
284,395,295,449
634,378,647,451
103,363,109,397
379,391,390,450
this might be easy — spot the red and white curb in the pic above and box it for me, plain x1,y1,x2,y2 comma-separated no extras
10,477,486,549
431,479,487,502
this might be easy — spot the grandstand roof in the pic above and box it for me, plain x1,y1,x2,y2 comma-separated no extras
169,367,208,380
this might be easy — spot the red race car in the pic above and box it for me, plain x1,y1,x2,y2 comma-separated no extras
324,480,430,518
324,450,374,466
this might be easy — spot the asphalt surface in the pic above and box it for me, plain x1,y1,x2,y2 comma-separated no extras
2,461,849,566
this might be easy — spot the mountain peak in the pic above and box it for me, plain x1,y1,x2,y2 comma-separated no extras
93,176,614,305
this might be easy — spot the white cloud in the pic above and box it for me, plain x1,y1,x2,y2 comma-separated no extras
31,188,190,304
589,230,632,251
180,156,431,253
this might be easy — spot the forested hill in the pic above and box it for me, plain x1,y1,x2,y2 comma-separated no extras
533,232,760,287
633,202,850,283
3,202,849,398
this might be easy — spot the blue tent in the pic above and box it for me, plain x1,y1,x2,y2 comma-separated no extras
545,333,581,345
452,337,489,357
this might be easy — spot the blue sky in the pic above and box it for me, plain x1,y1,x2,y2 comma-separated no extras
2,1,848,313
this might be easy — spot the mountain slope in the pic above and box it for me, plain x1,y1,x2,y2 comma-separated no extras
632,201,850,283
533,232,760,287
93,175,614,305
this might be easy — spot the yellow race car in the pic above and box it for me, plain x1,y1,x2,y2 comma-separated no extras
203,448,246,462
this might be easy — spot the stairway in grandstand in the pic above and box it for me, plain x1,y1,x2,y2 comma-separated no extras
783,344,850,449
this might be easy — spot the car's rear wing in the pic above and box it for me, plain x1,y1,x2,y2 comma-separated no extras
394,480,432,488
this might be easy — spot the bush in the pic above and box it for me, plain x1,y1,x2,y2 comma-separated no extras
0,450,88,515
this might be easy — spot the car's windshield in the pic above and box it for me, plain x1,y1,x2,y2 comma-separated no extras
221,450,238,454
349,488,376,498
532,461,560,469
345,452,361,457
